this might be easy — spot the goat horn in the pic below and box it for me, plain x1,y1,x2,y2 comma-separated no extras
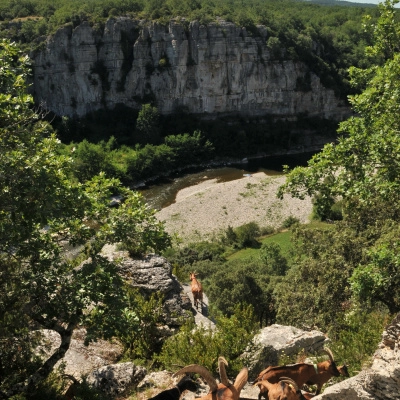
173,364,218,392
279,377,299,390
254,380,273,391
234,367,249,392
218,356,230,386
323,347,335,362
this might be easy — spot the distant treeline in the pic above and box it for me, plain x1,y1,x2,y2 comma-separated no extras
55,104,339,185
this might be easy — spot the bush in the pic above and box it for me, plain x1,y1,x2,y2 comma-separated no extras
329,307,390,377
235,222,261,248
281,216,300,229
155,304,259,374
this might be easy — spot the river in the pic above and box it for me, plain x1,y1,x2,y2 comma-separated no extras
139,151,316,210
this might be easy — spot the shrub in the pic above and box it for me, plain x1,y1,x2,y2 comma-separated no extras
235,222,261,248
116,288,166,360
328,307,390,377
155,304,259,374
282,216,300,229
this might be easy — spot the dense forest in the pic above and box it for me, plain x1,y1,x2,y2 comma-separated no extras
1,0,400,399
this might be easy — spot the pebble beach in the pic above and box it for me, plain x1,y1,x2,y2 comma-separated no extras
156,172,313,244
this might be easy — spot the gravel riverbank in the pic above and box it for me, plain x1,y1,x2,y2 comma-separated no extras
156,172,313,244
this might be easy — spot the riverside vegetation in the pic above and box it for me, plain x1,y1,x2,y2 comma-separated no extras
1,1,400,399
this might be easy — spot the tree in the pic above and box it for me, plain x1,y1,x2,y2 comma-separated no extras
278,0,400,223
350,225,400,314
0,39,171,398
277,0,400,315
135,103,160,143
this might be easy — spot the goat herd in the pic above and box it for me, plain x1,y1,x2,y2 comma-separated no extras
150,349,349,400
149,273,350,399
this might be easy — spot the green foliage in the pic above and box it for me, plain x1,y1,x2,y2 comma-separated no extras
276,1,400,320
281,216,300,228
267,36,282,59
259,242,288,276
164,130,215,165
116,287,165,359
71,137,119,181
155,304,258,374
70,377,110,400
234,222,261,248
125,130,214,182
350,225,400,314
329,307,390,375
0,38,171,397
273,223,364,330
135,103,161,144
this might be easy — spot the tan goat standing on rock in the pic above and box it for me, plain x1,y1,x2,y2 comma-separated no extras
190,271,203,312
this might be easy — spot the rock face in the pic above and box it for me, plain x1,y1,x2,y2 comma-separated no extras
86,362,146,396
31,18,350,121
37,328,124,379
103,247,193,330
242,324,328,381
316,313,400,399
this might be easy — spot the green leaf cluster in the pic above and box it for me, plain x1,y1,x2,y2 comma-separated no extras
277,0,400,324
0,38,171,397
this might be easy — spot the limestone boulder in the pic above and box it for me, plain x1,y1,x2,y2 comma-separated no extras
102,247,193,330
86,362,146,397
241,324,328,380
36,328,123,379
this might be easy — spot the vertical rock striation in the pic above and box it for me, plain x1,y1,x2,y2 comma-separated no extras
32,18,350,120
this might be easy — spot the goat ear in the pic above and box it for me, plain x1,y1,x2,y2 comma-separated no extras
234,367,248,392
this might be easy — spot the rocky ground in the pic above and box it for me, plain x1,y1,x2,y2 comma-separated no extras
156,172,313,244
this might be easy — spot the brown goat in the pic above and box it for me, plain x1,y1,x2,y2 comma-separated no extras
190,271,203,312
255,377,305,400
255,348,341,400
173,356,248,400
304,349,349,395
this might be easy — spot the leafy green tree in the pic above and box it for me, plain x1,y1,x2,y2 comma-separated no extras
164,130,215,165
276,1,400,316
114,288,165,359
259,242,288,276
235,222,260,248
278,0,400,222
72,137,117,181
350,225,400,314
273,223,364,331
135,103,161,143
0,39,170,398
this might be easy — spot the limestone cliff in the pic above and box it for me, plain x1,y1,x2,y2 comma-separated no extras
31,17,350,120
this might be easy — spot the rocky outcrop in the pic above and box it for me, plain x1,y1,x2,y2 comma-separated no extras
86,362,146,397
36,328,124,379
102,246,193,331
315,313,400,399
241,324,328,381
31,18,350,121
